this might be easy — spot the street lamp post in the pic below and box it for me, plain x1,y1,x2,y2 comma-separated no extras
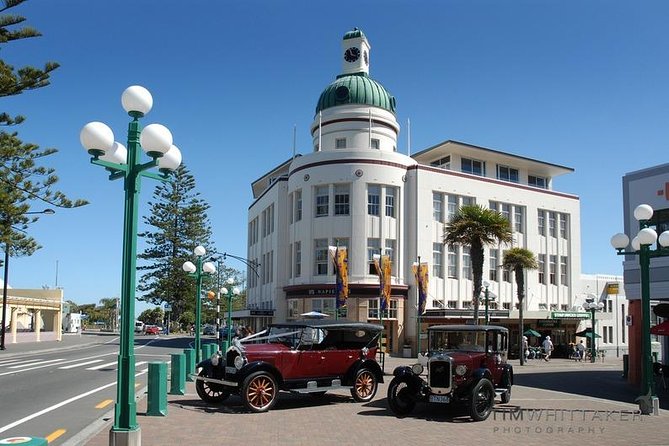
1,208,55,350
80,85,182,445
482,281,491,325
611,203,669,415
221,277,240,352
183,246,216,363
583,298,604,363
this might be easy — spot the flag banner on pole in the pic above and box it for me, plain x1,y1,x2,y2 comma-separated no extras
381,255,392,311
329,246,349,307
412,262,429,315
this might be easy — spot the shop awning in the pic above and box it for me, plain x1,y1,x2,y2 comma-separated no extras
575,328,601,339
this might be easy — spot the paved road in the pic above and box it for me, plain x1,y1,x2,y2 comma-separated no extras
0,333,196,445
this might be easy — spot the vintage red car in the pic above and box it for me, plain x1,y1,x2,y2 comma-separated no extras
387,324,513,421
144,325,161,335
194,319,384,412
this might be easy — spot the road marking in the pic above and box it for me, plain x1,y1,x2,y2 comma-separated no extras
45,428,66,443
95,399,113,409
0,369,148,434
0,360,68,376
8,358,66,369
58,359,104,369
0,358,42,367
86,361,118,370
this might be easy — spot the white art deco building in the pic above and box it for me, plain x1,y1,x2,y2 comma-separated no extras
245,29,584,356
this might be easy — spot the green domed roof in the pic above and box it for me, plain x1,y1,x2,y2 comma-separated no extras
315,73,396,115
343,28,366,40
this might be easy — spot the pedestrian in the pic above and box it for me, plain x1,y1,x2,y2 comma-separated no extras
576,339,586,362
542,335,554,361
522,336,529,362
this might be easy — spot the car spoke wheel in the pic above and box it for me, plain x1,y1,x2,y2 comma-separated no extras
350,368,378,403
242,371,278,413
195,370,230,404
470,378,494,421
387,377,415,416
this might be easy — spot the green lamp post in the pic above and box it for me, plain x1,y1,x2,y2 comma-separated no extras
583,296,604,363
183,246,216,363
80,85,182,445
221,277,240,352
482,280,492,325
611,203,669,415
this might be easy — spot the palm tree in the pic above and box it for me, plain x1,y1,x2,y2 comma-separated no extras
444,205,512,323
502,247,538,366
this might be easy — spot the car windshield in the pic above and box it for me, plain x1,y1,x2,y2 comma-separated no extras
267,326,302,348
429,330,487,352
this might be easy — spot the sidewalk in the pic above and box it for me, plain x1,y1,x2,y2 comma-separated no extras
79,356,668,446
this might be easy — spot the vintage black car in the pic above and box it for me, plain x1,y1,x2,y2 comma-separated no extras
194,319,384,412
387,324,513,421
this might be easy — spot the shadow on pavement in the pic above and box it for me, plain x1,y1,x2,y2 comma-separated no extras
515,369,669,410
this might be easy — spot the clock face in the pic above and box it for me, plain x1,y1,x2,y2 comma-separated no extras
344,47,360,62
363,50,369,65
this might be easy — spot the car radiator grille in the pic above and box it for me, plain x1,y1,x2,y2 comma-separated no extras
428,360,451,388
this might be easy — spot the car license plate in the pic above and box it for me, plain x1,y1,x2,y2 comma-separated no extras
225,366,237,375
429,394,450,403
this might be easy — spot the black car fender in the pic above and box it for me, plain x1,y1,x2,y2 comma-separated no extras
196,358,215,375
344,358,384,385
390,366,424,388
500,364,514,388
237,361,284,387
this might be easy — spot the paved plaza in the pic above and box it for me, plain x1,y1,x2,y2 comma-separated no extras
77,355,668,446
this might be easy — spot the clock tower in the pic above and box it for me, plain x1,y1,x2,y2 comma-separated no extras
341,28,370,76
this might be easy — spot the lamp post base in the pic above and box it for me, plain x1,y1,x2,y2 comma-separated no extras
635,394,659,416
109,426,141,446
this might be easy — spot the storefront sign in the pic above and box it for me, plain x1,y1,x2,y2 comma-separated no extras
551,311,590,319
606,283,619,294
250,310,274,316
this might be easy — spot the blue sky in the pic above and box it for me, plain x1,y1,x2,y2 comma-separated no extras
5,0,669,315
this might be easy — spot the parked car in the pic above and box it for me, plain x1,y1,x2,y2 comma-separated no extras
194,319,384,412
387,324,513,421
203,325,216,336
144,325,161,335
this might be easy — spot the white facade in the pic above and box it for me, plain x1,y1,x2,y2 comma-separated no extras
246,29,584,355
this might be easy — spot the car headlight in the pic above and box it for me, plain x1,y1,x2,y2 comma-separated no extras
411,363,424,375
211,353,220,366
455,364,468,376
234,355,246,370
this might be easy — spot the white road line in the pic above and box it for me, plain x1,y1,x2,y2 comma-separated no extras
0,360,69,376
0,358,43,367
0,369,147,435
135,361,147,367
86,361,118,370
58,359,104,369
8,358,67,369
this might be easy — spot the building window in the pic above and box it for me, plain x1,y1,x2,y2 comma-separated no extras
433,193,443,222
462,301,472,309
312,298,336,317
538,210,545,236
289,194,294,224
549,255,557,285
448,244,458,278
497,165,519,183
514,206,524,233
368,299,379,319
447,195,458,221
500,203,511,224
385,239,396,275
461,157,485,176
607,300,613,313
560,213,568,239
295,189,302,222
489,201,499,211
287,299,299,318
385,187,396,217
315,186,329,217
294,241,301,277
314,238,328,275
371,138,380,149
433,243,443,278
367,237,380,274
335,138,346,149
489,249,498,281
367,185,380,215
334,184,350,215
502,249,510,282
529,175,547,189
560,256,567,285
538,254,546,284
461,196,476,206
462,246,472,280
503,302,510,310
447,300,458,309
548,212,556,237
430,155,451,169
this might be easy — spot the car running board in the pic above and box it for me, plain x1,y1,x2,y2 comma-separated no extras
191,374,238,387
292,379,345,394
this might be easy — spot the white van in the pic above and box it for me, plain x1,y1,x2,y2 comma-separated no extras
134,321,145,333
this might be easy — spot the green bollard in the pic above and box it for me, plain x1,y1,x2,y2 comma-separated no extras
170,353,186,395
184,348,195,382
147,362,168,416
0,437,48,445
206,343,215,357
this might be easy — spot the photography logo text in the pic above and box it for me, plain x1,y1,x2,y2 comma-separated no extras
492,408,642,435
